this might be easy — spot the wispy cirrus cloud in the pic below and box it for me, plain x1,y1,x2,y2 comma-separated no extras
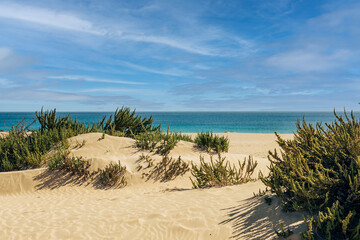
266,48,353,72
119,61,189,77
80,88,137,93
0,46,35,72
0,78,12,86
0,0,359,111
0,2,254,57
0,3,103,35
49,75,145,85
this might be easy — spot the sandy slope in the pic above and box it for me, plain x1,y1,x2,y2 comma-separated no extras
0,131,9,138
0,132,306,240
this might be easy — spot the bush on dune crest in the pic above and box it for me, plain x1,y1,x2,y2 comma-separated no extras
0,106,161,172
102,106,160,137
262,111,360,239
195,131,229,154
135,125,193,155
48,143,91,179
0,121,79,172
48,143,127,187
191,154,257,188
36,108,89,134
99,161,127,187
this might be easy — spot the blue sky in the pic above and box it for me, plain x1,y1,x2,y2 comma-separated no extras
0,0,359,111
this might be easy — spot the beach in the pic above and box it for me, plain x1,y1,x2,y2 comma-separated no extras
0,132,306,239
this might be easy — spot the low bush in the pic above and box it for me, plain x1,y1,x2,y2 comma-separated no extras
48,145,91,179
135,126,192,155
135,131,163,152
0,108,93,172
195,132,229,153
36,108,89,135
261,111,360,239
170,132,193,142
102,106,160,137
191,154,257,188
156,130,179,156
274,222,293,238
0,124,74,172
99,161,127,187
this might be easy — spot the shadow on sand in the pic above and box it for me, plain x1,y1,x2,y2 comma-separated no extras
220,196,308,239
33,169,125,190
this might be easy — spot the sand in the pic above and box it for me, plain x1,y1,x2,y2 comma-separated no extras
0,132,307,240
0,131,9,138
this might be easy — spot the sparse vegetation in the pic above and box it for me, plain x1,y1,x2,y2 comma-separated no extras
262,111,360,239
194,131,229,153
101,106,160,137
0,107,195,172
74,139,86,149
191,154,257,188
135,131,163,152
36,108,89,135
48,144,91,180
137,153,154,170
99,161,127,187
274,222,293,238
135,125,193,155
156,125,179,155
0,120,76,172
100,132,105,140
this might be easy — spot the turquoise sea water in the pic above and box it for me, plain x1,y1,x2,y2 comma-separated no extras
0,112,359,133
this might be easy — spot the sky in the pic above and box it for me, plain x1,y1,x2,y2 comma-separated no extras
0,0,359,111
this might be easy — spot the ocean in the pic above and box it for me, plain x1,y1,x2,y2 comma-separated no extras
0,111,359,134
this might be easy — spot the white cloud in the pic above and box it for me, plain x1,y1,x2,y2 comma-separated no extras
0,89,88,101
287,89,330,96
0,78,11,85
0,3,103,35
266,49,352,72
80,88,137,93
119,61,188,77
0,46,35,72
120,34,217,56
308,6,360,29
0,3,254,57
49,75,144,85
0,47,12,60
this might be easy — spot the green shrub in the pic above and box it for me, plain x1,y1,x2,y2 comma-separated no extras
135,131,163,152
261,111,360,239
102,106,160,137
36,108,89,135
0,123,74,172
135,126,192,155
156,127,179,156
170,132,193,142
195,132,229,153
274,222,293,238
137,153,154,170
99,161,127,187
48,145,91,179
0,107,163,172
191,154,257,188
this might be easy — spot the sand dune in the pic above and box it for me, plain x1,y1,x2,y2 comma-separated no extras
0,132,305,240
0,131,9,138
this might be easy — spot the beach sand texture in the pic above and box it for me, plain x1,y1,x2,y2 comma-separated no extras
0,133,306,240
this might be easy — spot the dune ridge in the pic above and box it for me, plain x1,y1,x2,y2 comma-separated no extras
0,132,305,239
